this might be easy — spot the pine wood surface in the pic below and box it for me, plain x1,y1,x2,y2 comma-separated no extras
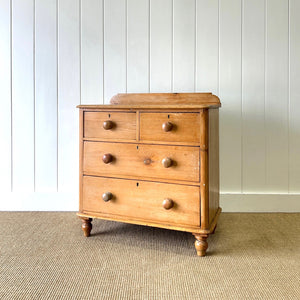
78,93,221,256
84,111,136,140
140,112,200,143
82,176,200,228
83,141,200,182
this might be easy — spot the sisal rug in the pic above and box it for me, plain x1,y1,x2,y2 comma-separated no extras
0,212,299,299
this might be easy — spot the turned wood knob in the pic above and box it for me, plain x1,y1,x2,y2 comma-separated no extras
102,192,113,202
162,121,173,132
162,198,174,210
102,153,113,164
143,158,152,165
162,157,173,168
103,120,114,130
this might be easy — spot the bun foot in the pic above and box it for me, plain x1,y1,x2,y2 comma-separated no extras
193,233,208,256
80,217,93,237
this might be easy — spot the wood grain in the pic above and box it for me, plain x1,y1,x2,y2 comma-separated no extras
84,111,136,140
140,112,200,143
110,93,220,106
199,109,209,229
83,141,200,182
82,176,200,227
208,108,219,224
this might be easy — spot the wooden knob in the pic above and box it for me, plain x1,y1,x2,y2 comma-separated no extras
102,192,113,202
162,157,173,168
162,121,173,132
143,158,152,165
103,120,114,130
162,198,174,210
102,153,113,164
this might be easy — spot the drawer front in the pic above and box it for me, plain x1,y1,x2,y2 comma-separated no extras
140,112,200,143
83,141,200,182
82,176,200,227
84,111,136,140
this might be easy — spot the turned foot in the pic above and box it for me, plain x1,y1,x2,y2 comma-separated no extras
80,217,93,237
193,233,208,256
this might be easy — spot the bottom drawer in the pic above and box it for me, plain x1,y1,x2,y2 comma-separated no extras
82,176,200,227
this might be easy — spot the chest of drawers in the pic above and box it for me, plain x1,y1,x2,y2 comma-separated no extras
77,93,221,256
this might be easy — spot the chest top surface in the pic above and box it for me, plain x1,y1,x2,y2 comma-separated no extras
77,92,221,110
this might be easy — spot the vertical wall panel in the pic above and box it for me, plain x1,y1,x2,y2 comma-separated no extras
0,0,11,192
35,0,57,191
150,0,172,92
289,0,300,193
58,0,80,191
242,0,266,192
265,0,289,192
173,0,195,92
196,0,218,94
12,0,34,191
127,0,149,92
104,0,126,103
219,0,242,193
81,0,103,104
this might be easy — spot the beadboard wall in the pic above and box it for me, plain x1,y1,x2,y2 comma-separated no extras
0,0,299,211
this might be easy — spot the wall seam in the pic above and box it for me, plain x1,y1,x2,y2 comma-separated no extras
102,0,105,104
10,0,13,192
56,0,59,191
241,0,244,193
288,0,290,193
194,0,197,92
33,0,36,192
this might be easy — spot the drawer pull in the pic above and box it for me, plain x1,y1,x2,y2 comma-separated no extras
102,192,113,202
162,121,173,132
162,198,174,210
143,158,152,165
162,157,173,168
103,120,114,130
102,153,113,164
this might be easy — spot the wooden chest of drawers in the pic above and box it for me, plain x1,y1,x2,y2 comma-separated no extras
77,93,221,256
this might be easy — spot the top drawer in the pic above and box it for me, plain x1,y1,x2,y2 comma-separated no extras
84,111,136,140
140,112,200,143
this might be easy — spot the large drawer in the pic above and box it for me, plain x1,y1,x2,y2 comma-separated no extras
82,176,200,227
83,141,200,182
84,111,136,140
140,112,200,143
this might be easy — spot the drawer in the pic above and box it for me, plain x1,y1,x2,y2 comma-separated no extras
82,176,200,227
84,111,136,140
83,141,199,182
140,112,200,143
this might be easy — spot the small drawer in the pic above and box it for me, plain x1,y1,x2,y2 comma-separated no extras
82,176,200,227
83,141,200,182
140,112,200,143
84,111,136,140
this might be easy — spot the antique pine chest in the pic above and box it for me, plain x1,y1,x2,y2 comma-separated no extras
77,93,221,256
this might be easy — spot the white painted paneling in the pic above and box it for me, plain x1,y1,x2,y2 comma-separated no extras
104,0,126,103
81,0,103,104
242,0,266,192
35,0,57,191
58,0,80,191
219,0,242,193
265,0,289,192
1,0,300,211
196,0,218,94
173,0,195,92
127,0,149,92
150,0,172,92
0,0,11,192
12,0,34,191
289,0,300,193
